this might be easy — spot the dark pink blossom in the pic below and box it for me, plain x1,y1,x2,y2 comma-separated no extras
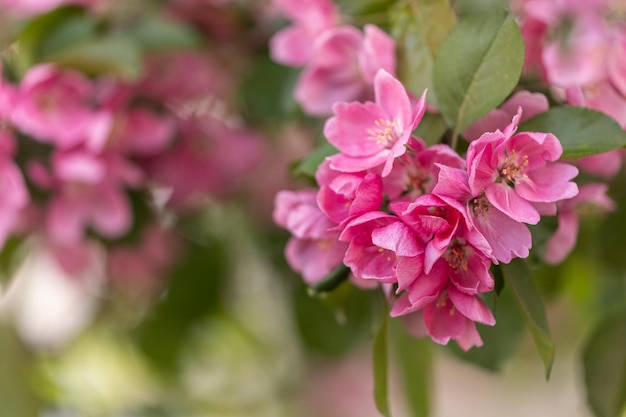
466,109,578,225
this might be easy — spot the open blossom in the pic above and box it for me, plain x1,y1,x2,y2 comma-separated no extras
295,24,396,116
325,69,426,176
466,109,579,225
434,164,532,263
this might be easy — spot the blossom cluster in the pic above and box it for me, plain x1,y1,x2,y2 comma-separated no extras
265,0,626,350
274,66,580,349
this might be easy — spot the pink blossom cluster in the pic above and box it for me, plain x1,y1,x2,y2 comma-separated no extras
274,69,580,349
515,0,626,178
269,0,396,116
0,46,263,289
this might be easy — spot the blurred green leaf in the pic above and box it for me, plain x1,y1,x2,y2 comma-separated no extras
392,320,431,417
338,0,395,17
309,264,350,293
453,0,510,16
433,12,524,141
583,309,626,417
390,0,456,106
447,289,525,372
290,140,338,183
501,259,555,379
239,56,299,125
129,14,202,51
519,107,626,159
135,235,228,374
294,281,374,356
0,324,41,417
0,237,27,286
15,6,89,76
373,307,391,417
46,35,143,80
414,112,448,146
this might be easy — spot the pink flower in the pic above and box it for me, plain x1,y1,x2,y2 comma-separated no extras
273,189,347,284
11,65,111,149
391,194,490,273
433,164,532,263
43,150,136,246
545,183,615,265
394,286,495,351
383,137,465,201
339,211,420,282
269,0,339,66
294,25,396,116
315,160,383,225
466,109,579,225
325,70,426,177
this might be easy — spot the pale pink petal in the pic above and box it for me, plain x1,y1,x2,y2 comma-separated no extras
544,211,578,265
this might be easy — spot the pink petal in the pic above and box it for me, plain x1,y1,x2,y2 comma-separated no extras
485,183,540,224
448,286,496,325
373,70,411,130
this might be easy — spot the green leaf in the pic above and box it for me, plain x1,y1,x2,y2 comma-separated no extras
129,14,202,51
135,235,228,374
447,289,525,372
0,237,27,287
309,264,350,293
294,281,375,356
453,0,510,16
290,141,338,183
14,6,88,76
373,307,391,417
46,36,143,80
519,107,626,159
392,320,431,417
501,259,555,379
413,112,448,146
583,309,626,417
390,0,456,106
433,12,524,142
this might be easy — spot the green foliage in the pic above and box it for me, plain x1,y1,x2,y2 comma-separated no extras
413,112,448,146
501,260,555,379
135,235,228,374
448,289,525,372
433,11,524,143
390,0,456,106
309,264,351,293
583,309,626,417
373,304,391,417
13,6,201,81
294,281,376,356
238,56,300,125
392,320,431,417
0,325,41,417
290,140,338,183
519,107,626,159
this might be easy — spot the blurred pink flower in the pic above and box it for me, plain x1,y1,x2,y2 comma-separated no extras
545,183,615,265
294,25,396,116
11,64,112,149
269,0,339,66
274,189,347,284
0,130,29,248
